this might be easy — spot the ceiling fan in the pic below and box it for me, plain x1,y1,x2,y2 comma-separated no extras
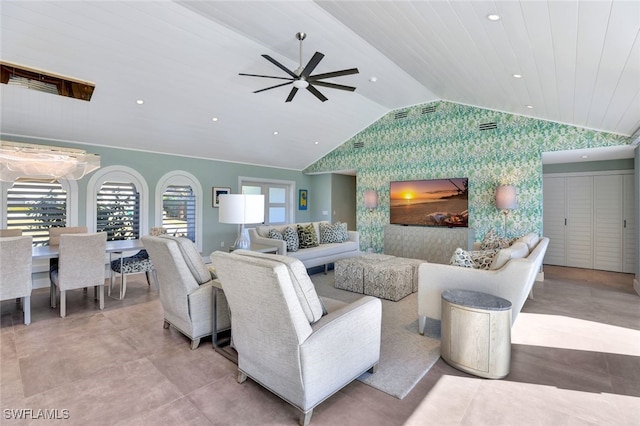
239,32,359,102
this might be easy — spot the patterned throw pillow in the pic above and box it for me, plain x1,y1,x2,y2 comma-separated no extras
283,226,299,252
297,223,319,249
470,249,499,270
449,248,477,268
268,228,283,240
480,229,514,250
319,222,348,244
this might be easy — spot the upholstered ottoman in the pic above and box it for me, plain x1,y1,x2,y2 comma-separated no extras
335,254,395,293
388,257,422,293
363,262,413,301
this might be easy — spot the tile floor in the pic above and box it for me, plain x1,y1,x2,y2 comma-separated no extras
1,265,638,425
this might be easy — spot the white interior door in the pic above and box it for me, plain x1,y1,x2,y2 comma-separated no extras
594,175,623,272
566,176,593,269
623,174,637,274
543,176,567,266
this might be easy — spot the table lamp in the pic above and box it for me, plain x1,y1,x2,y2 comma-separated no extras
218,194,265,250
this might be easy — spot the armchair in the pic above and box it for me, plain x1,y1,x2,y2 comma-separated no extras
142,235,230,350
211,250,381,426
0,235,33,324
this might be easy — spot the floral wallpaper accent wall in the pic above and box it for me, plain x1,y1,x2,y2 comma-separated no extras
304,101,630,252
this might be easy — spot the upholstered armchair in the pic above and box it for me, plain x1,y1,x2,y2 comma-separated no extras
142,235,230,350
211,250,381,426
49,232,107,318
0,235,33,325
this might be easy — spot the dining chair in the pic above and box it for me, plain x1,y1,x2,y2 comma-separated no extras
0,229,22,237
49,232,107,318
48,226,88,307
0,236,33,324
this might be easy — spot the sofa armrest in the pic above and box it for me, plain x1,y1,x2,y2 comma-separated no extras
248,228,287,255
348,230,359,246
301,296,381,386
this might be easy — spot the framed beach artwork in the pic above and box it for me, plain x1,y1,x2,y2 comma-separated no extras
212,187,230,208
298,189,308,210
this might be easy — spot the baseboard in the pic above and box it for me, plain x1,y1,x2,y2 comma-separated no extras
634,278,640,296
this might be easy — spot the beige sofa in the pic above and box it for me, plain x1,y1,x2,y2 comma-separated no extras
417,235,549,334
248,221,361,270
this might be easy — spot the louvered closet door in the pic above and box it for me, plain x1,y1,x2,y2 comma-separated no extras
623,174,637,273
543,177,567,265
594,175,623,271
566,176,593,269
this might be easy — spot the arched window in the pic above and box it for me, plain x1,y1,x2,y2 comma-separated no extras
1,178,78,246
87,166,148,240
155,171,203,251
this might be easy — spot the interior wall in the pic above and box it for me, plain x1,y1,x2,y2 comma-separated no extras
636,145,640,292
304,101,632,253
1,134,311,255
331,174,356,230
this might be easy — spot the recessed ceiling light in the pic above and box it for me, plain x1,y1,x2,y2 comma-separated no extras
512,74,522,79
581,155,589,159
525,105,534,109
314,141,319,145
487,14,501,21
212,117,218,122
273,131,278,135
369,76,378,82
136,99,144,105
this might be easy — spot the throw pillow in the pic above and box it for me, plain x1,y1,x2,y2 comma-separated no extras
319,222,348,244
470,249,499,270
297,223,319,249
480,229,515,250
268,228,283,240
489,241,530,270
282,226,299,252
449,248,477,268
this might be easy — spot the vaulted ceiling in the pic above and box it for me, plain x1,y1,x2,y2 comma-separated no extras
1,1,638,170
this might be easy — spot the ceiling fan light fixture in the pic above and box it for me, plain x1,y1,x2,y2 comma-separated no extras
293,79,309,89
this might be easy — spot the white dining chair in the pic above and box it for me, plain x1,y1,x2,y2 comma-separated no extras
0,235,33,324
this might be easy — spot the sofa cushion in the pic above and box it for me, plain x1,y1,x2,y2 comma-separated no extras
297,224,319,249
489,241,529,270
319,222,348,244
287,240,358,262
159,235,211,284
231,249,324,323
515,232,540,252
283,226,299,252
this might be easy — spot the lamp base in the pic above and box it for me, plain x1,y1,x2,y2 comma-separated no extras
234,235,250,250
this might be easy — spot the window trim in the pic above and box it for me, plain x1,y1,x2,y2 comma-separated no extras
239,176,296,225
86,166,148,236
155,170,203,251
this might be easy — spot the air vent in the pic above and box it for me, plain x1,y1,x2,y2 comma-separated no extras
421,105,437,115
1,61,95,101
479,122,497,131
353,141,364,149
394,110,408,120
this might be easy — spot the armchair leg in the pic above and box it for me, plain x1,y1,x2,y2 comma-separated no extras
418,315,426,335
368,363,378,374
163,320,170,329
23,296,31,325
98,285,104,310
299,409,313,426
50,284,57,308
190,338,201,350
237,371,247,384
60,290,66,318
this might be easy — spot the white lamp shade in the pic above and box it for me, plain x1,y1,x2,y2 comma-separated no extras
364,189,379,209
218,194,265,224
495,185,517,210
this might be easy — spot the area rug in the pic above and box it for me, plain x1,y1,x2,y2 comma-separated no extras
310,271,441,399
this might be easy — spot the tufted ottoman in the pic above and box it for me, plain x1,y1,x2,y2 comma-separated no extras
334,254,395,293
364,262,413,301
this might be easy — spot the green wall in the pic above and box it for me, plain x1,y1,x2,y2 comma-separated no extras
304,101,632,253
2,135,311,255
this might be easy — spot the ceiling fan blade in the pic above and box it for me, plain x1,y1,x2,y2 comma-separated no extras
239,73,293,81
309,68,360,81
285,87,299,102
253,81,293,94
301,52,325,79
262,55,298,79
307,84,328,102
310,80,357,92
